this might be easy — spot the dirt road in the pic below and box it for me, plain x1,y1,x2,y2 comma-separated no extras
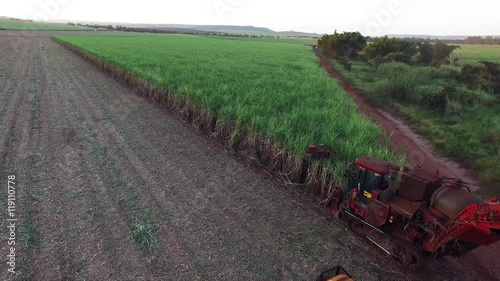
317,54,480,191
317,54,500,280
0,31,491,281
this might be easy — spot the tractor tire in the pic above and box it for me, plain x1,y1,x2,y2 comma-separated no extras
390,237,424,269
347,217,369,238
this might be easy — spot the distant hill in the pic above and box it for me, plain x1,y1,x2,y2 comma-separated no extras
176,25,273,33
115,23,319,37
42,18,321,37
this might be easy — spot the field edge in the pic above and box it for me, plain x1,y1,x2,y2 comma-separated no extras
51,35,349,199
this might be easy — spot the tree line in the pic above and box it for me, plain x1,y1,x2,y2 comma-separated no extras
319,32,499,97
463,36,500,45
318,32,460,69
66,22,309,39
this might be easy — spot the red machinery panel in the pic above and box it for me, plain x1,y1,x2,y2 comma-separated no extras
366,199,390,227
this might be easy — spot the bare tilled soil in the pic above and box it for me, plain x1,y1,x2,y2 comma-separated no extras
0,31,492,281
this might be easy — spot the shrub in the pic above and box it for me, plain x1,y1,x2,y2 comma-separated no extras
422,90,448,114
378,62,411,77
459,62,500,96
481,118,500,145
417,42,434,65
431,66,460,79
459,64,483,88
375,62,423,101
416,41,460,67
432,41,460,66
336,56,352,71
363,36,417,66
411,66,434,80
318,32,367,70
445,100,464,116
452,87,489,107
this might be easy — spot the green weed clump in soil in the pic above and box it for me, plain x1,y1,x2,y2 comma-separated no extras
53,34,400,193
132,218,159,252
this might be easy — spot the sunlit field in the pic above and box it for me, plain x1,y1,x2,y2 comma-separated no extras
54,34,398,181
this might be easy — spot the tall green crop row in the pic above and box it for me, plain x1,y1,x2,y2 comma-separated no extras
54,34,400,186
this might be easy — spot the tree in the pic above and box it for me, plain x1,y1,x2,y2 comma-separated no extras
480,61,500,96
362,36,417,66
318,32,367,69
464,36,500,45
459,61,500,96
317,32,367,71
417,42,434,65
431,41,460,66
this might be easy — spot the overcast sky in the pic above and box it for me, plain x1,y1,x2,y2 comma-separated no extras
3,0,500,35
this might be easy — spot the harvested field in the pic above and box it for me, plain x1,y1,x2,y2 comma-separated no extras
0,31,494,281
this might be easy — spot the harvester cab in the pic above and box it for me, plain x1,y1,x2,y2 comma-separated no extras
346,157,399,203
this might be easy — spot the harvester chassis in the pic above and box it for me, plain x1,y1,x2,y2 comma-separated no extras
343,207,424,269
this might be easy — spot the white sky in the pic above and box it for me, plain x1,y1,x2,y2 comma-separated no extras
3,0,500,35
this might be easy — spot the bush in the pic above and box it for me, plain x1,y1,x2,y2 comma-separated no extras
336,56,352,71
422,85,495,115
452,87,489,107
481,119,500,144
459,62,500,96
421,86,465,115
378,62,411,77
363,37,417,66
410,66,437,81
432,41,460,66
318,32,367,70
445,100,464,116
431,66,460,80
422,90,448,114
416,41,460,67
417,42,434,65
375,62,423,101
459,64,483,88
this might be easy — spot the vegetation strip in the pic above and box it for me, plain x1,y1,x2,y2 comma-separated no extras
318,32,499,191
52,34,400,196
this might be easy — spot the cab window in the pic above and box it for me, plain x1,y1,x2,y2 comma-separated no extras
361,171,381,194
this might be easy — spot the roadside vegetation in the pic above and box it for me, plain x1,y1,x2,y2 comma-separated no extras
53,34,401,195
319,32,500,192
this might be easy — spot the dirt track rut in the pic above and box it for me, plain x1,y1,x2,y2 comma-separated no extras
0,31,493,281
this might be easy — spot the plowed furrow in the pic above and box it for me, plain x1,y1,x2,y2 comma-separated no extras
44,39,153,281
56,38,381,280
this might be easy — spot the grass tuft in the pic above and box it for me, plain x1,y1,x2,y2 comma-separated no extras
132,218,159,252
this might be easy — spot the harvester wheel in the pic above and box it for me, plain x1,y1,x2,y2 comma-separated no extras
347,218,368,238
391,239,423,269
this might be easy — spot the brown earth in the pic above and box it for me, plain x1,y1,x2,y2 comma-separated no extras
317,53,500,280
0,31,495,281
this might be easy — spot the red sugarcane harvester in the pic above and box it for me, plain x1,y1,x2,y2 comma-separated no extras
307,148,500,269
